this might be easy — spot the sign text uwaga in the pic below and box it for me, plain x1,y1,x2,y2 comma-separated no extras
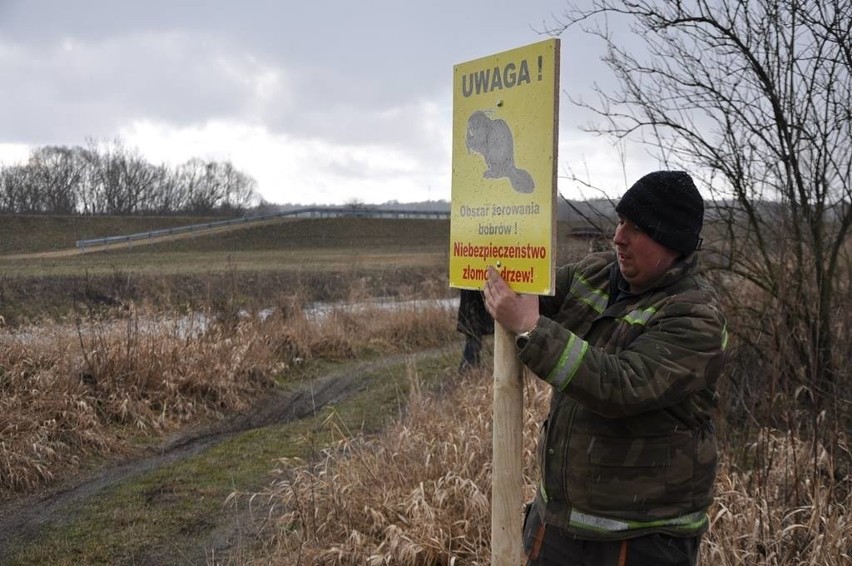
460,56,542,97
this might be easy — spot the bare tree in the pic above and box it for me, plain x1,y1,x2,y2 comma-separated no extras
84,137,123,214
0,164,31,213
178,158,223,214
147,164,184,215
552,0,852,407
62,139,103,215
2,137,261,217
27,146,86,214
174,159,259,215
100,140,159,215
217,161,259,213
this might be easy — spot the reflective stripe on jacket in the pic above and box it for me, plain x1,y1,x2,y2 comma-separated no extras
518,251,727,540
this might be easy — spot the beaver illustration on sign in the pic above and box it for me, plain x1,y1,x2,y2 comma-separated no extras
465,110,535,194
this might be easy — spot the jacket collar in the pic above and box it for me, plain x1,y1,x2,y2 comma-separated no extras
609,253,699,304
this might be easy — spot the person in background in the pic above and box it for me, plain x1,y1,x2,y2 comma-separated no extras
456,288,494,373
484,171,727,565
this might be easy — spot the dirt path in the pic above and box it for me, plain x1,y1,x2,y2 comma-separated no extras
0,349,448,564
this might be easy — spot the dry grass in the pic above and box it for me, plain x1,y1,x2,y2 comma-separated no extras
705,430,852,564
252,371,852,565
3,211,850,563
0,310,274,494
252,371,547,565
0,293,458,498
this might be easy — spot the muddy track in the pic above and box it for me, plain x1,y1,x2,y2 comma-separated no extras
0,349,448,563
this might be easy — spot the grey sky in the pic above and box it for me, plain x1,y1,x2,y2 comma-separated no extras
0,0,645,205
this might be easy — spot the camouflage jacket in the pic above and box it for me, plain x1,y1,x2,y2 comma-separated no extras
519,252,727,540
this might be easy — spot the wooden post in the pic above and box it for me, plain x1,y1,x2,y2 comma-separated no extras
491,322,524,565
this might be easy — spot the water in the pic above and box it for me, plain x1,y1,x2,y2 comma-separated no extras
3,297,460,345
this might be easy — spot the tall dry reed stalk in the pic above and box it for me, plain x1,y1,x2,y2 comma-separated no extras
0,296,457,497
0,307,276,494
253,370,549,565
255,368,851,565
705,429,852,564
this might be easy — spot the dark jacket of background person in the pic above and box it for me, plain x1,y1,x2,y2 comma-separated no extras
456,289,494,372
518,250,727,540
456,289,494,338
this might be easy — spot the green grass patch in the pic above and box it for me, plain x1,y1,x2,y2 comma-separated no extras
0,217,450,276
0,215,224,255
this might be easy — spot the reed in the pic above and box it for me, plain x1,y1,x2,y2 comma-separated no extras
254,372,852,565
252,370,546,565
0,293,457,497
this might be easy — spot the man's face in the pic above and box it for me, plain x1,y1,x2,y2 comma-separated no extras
612,215,680,292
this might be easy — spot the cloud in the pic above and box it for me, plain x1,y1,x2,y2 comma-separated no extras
0,143,31,165
120,104,452,205
0,27,454,205
0,0,647,206
0,30,286,144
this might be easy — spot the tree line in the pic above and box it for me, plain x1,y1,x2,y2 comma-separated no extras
0,138,261,216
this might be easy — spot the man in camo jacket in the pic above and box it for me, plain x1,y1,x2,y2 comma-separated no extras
484,171,727,565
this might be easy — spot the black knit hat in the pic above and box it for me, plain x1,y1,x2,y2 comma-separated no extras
615,171,704,256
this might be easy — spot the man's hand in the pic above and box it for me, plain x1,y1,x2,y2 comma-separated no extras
482,265,539,334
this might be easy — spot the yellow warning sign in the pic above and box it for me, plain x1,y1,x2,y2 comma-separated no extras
449,38,559,295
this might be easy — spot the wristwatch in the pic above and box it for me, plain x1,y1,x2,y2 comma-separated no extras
514,324,537,349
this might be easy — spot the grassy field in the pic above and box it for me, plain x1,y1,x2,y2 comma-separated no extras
0,215,588,325
0,212,475,564
0,213,599,565
0,216,451,275
0,214,226,255
0,216,457,325
7,214,844,564
0,308,463,565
